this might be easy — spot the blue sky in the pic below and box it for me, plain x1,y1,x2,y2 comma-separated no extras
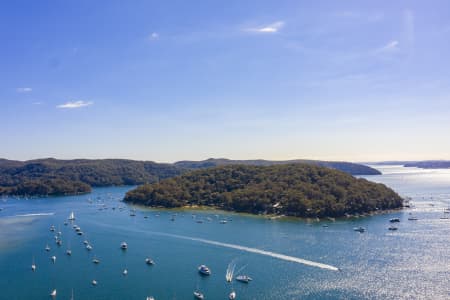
2,0,450,162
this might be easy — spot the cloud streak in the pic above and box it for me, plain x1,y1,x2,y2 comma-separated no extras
57,100,93,109
376,40,400,53
246,21,285,33
17,87,32,93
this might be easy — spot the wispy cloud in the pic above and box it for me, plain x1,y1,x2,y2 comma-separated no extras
148,32,159,40
376,40,400,53
57,100,93,109
17,87,32,93
246,21,285,33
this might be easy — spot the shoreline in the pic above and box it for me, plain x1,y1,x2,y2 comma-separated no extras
126,202,405,222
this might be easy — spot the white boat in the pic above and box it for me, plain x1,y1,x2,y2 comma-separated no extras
83,240,89,245
45,244,51,251
31,257,36,271
220,220,227,224
194,291,205,299
51,256,56,263
123,269,128,276
69,211,75,220
120,242,128,250
353,227,365,233
92,257,100,264
198,265,211,275
50,289,56,297
50,225,55,232
146,297,155,300
145,258,155,265
66,249,72,256
92,280,97,286
86,244,93,251
236,275,252,283
229,291,236,300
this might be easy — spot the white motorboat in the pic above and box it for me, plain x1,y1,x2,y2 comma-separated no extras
194,291,205,299
236,275,252,283
229,291,236,300
120,242,128,250
198,265,211,275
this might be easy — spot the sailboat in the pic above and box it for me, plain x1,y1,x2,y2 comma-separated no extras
50,289,56,297
31,256,36,271
51,256,56,263
123,268,128,276
69,211,75,221
66,240,72,255
194,290,205,299
229,291,236,299
45,244,51,251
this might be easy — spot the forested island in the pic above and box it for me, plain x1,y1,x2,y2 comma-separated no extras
403,161,450,169
124,164,402,218
0,158,380,197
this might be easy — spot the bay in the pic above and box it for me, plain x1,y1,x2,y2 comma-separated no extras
1,165,449,299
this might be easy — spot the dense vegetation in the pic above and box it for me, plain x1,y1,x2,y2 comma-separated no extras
0,158,181,196
0,158,381,197
175,158,381,175
403,161,450,169
124,164,402,218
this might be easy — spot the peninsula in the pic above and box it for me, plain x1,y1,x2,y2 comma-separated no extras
124,164,402,218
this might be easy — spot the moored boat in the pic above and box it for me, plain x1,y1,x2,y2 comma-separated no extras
353,226,365,233
194,291,205,299
198,265,211,275
229,291,236,300
236,275,252,283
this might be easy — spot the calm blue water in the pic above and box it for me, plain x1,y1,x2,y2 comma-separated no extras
1,165,450,299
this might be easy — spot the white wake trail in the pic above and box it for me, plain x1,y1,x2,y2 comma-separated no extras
15,212,55,217
152,232,339,271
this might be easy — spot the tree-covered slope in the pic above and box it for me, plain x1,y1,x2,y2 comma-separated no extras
0,158,181,196
174,158,381,175
0,158,381,197
124,164,402,218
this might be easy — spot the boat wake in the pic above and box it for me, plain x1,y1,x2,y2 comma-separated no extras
14,213,55,217
226,261,236,282
151,232,339,271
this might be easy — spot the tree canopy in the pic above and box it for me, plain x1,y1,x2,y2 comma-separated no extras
124,164,402,218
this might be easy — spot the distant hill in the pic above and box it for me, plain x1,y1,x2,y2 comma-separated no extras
403,161,450,169
0,158,181,196
124,164,402,218
0,158,381,196
174,158,381,175
370,160,450,169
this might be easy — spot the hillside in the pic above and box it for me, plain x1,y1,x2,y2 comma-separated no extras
174,158,381,175
0,158,181,196
0,158,381,197
124,164,402,218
